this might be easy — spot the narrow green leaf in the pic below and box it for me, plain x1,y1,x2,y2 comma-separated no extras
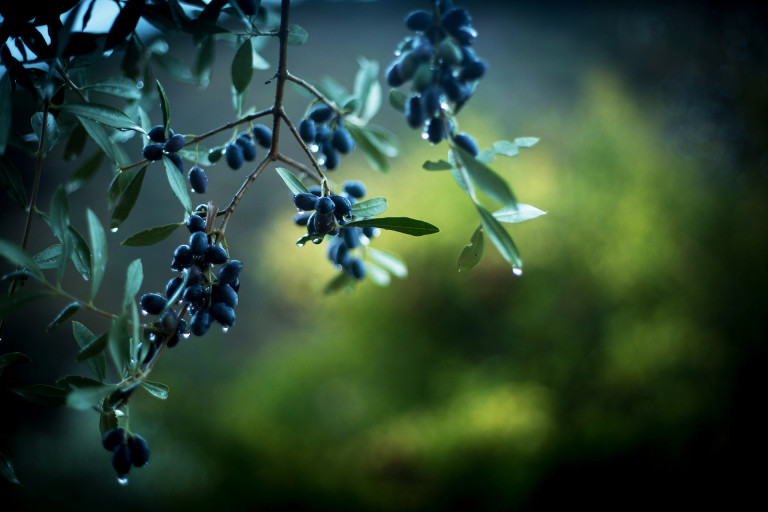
80,77,142,100
63,123,88,161
275,167,310,195
344,217,439,236
57,375,105,390
353,57,381,122
388,88,407,113
130,301,140,365
50,186,71,282
60,103,144,133
68,226,92,282
286,24,308,45
178,146,212,167
366,125,399,157
349,197,388,217
514,137,539,148
493,204,547,224
0,156,28,209
121,223,184,246
66,384,115,410
231,38,253,93
72,322,107,381
452,147,517,207
366,248,408,278
0,239,43,278
78,117,129,167
457,225,484,272
141,380,169,400
66,151,104,193
423,160,452,171
492,140,519,158
348,124,390,173
477,205,522,274
0,74,12,154
33,245,62,269
476,149,495,164
46,302,81,332
110,165,147,229
365,261,391,286
448,150,475,199
0,446,21,485
124,259,143,308
195,36,216,86
323,271,354,295
87,209,107,300
107,166,140,209
30,112,59,156
153,53,198,84
11,384,68,407
108,314,131,378
0,352,31,377
104,0,145,50
163,156,193,213
157,80,171,138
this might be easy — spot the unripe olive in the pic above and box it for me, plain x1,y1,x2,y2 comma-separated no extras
438,39,463,65
411,64,435,92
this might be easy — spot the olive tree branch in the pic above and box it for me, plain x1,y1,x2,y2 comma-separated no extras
285,71,346,117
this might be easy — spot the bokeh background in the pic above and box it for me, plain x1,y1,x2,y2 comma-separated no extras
2,0,767,510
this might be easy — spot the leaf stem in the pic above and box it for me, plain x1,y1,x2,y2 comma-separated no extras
285,71,346,117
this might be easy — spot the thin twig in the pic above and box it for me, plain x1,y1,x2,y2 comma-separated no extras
276,152,322,183
285,71,346,117
279,109,326,180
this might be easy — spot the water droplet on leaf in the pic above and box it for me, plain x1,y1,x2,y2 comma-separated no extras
117,477,129,486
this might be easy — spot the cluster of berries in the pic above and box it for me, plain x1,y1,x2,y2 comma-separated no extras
298,104,355,170
141,124,210,194
386,1,487,145
139,206,242,347
293,181,379,280
210,124,272,171
102,427,149,481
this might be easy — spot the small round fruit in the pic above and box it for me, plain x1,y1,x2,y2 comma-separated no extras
140,293,167,315
453,133,478,156
102,427,126,451
251,124,272,148
236,134,257,161
299,119,316,144
308,104,333,123
405,10,432,31
148,125,167,143
112,443,132,477
294,193,319,211
189,231,208,256
190,309,212,336
185,214,206,233
332,127,354,154
218,260,243,285
163,133,186,153
188,166,208,194
225,143,244,170
343,180,366,199
142,144,163,161
205,244,229,265
316,196,336,215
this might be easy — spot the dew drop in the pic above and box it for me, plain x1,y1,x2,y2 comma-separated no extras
297,209,304,214
148,334,156,341
182,333,191,339
117,476,129,486
110,227,119,233
440,101,450,111
221,326,229,334
137,80,144,89
309,143,319,152
512,268,523,276
296,241,306,247
115,409,125,417
420,131,429,141
141,309,149,316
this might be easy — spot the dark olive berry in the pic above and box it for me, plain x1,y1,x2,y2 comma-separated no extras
330,194,352,222
163,133,185,153
205,244,229,265
308,185,322,196
306,212,319,235
142,144,163,161
183,285,206,305
329,240,349,265
453,133,478,156
165,276,184,300
386,62,405,87
218,260,243,285
442,76,471,104
190,309,211,336
195,204,208,217
308,104,333,123
405,95,425,129
298,119,316,144
172,245,193,270
363,226,379,239
323,147,339,170
236,134,257,161
332,127,354,154
442,8,471,31
103,427,126,451
438,0,453,14
251,124,272,148
112,443,132,477
293,211,311,226
454,26,477,46
148,125,167,143
186,214,206,234
294,193,319,211
189,231,208,256
188,166,208,194
342,227,360,249
343,180,366,199
167,151,184,172
460,59,487,81
314,212,336,235
140,293,167,315
427,117,445,144
405,10,432,31
315,124,331,142
422,85,442,118
316,196,335,215
346,258,367,280
208,146,224,163
225,143,244,170
212,283,238,308
210,302,236,327
129,434,150,467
